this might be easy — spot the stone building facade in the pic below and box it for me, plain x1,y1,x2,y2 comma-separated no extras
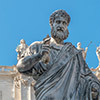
0,65,36,100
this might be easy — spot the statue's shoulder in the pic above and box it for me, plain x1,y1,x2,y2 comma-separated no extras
65,42,75,48
65,42,72,45
65,42,79,51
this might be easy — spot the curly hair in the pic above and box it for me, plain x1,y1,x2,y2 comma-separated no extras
49,9,71,27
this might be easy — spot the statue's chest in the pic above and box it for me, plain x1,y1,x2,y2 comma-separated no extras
49,44,63,63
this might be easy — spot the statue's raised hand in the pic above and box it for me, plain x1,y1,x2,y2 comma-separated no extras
40,44,50,64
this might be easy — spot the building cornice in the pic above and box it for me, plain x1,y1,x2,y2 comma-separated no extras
0,65,18,76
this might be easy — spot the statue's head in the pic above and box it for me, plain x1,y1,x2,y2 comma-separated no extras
20,39,26,44
50,10,70,43
77,42,81,48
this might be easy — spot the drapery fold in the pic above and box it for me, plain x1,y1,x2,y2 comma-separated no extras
34,43,100,100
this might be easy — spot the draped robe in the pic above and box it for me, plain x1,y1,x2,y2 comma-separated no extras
17,40,100,100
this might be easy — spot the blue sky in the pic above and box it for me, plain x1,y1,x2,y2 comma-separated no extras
0,0,100,68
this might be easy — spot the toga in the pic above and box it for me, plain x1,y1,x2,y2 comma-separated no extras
17,38,100,100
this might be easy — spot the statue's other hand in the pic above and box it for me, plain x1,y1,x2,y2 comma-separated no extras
41,52,50,64
40,44,50,55
40,44,50,64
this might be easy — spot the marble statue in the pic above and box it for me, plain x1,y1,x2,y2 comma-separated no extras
91,65,100,80
91,46,100,80
16,10,100,100
77,42,88,60
16,39,28,60
96,46,100,65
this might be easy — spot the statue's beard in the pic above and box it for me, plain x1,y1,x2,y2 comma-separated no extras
51,26,69,43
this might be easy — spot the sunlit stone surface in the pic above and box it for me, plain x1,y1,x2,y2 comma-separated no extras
0,65,36,100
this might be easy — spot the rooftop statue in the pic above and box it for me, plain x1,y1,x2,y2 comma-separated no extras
16,39,28,60
77,42,88,60
16,10,100,100
96,46,100,65
91,46,100,80
91,65,100,80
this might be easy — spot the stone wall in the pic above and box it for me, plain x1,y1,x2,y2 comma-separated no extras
0,66,36,100
0,75,13,100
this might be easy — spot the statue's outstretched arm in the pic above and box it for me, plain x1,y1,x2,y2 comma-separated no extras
16,53,42,73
